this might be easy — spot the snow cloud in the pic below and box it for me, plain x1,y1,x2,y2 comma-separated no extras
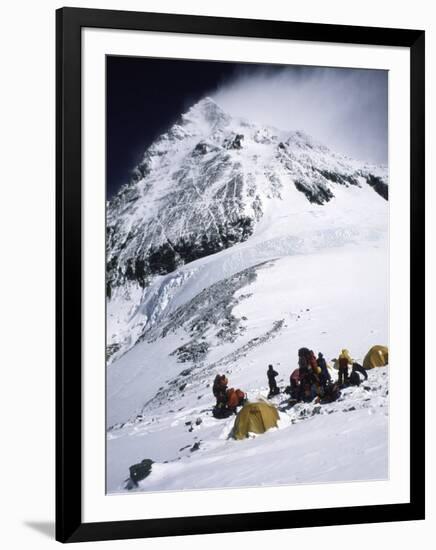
212,65,388,165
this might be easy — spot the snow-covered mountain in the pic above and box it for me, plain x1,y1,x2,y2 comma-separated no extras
106,97,389,493
106,97,388,362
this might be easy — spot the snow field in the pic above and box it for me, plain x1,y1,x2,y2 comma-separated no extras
107,368,388,492
107,241,388,492
106,96,389,494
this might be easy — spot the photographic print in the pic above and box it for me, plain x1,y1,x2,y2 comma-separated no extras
106,56,389,494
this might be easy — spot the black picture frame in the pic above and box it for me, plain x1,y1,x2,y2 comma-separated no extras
56,6,425,543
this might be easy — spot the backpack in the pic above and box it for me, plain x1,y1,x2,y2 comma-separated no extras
235,389,246,404
212,405,234,419
349,370,361,386
129,459,154,485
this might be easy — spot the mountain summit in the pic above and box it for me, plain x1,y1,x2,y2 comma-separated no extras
107,97,387,296
180,96,231,132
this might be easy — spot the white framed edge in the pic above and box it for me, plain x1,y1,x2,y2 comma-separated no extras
82,27,410,524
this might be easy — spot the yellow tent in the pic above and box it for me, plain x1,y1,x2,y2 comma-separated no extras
363,345,389,370
233,401,279,440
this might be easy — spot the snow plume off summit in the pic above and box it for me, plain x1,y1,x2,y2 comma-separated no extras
213,67,388,165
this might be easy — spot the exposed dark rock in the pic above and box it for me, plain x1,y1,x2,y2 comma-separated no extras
106,342,121,362
110,216,255,291
294,180,334,205
318,169,360,187
180,368,193,377
171,342,210,364
192,141,220,156
224,133,244,149
365,174,389,200
128,459,154,487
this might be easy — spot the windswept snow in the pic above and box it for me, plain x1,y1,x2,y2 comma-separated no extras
106,241,388,492
106,97,389,494
107,242,388,429
107,368,388,493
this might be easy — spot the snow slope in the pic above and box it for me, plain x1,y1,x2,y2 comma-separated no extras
107,241,388,429
106,97,388,363
106,97,389,493
108,368,388,493
106,238,388,492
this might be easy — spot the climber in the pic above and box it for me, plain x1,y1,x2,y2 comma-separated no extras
337,349,353,386
226,388,247,412
319,381,341,404
298,347,311,376
289,368,301,400
296,348,321,400
317,352,331,388
212,374,246,419
267,364,279,397
352,362,368,381
349,362,368,386
212,374,228,407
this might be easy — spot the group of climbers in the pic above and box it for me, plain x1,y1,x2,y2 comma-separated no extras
334,349,368,387
288,347,368,403
270,347,368,405
212,374,246,418
290,347,333,402
211,346,375,418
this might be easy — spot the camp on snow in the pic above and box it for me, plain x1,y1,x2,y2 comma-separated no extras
233,401,280,440
363,345,389,370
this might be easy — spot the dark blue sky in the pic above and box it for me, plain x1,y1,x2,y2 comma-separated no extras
107,56,243,198
107,57,387,198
